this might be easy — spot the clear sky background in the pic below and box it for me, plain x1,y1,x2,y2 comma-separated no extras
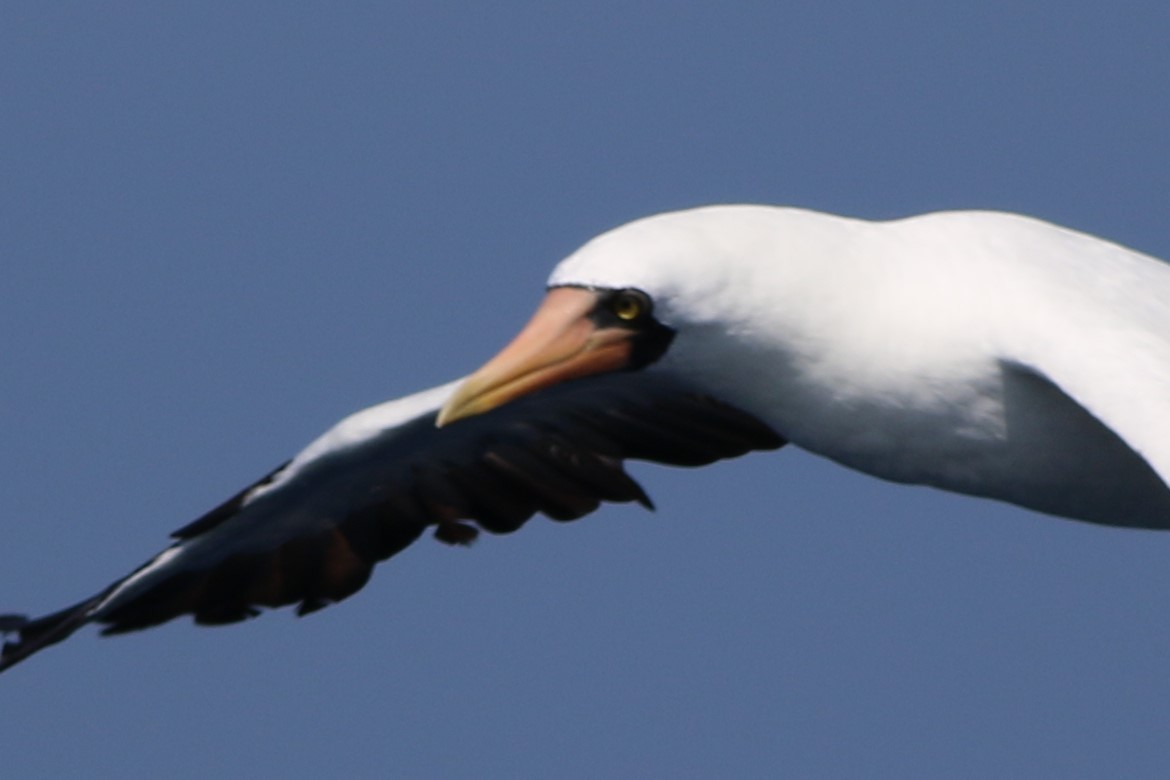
3,4,1170,778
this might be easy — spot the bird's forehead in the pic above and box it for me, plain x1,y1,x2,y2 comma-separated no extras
547,210,721,295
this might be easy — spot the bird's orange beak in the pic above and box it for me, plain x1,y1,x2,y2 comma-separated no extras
436,287,635,426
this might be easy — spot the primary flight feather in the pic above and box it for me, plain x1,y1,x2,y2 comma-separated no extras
3,204,1169,674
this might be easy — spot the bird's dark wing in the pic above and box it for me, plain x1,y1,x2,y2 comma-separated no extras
0,372,782,673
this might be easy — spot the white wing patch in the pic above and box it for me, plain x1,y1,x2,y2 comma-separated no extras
245,379,462,503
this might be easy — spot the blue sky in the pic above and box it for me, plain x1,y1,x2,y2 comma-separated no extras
3,4,1170,777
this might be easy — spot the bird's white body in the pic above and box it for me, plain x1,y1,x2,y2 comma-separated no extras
6,203,1170,673
552,207,1170,526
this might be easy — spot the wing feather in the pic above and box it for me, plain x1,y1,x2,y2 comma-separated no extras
999,226,1170,491
1,373,782,673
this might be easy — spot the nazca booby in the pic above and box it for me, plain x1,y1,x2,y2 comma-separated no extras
3,204,1170,673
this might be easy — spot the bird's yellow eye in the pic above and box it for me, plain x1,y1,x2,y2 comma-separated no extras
610,290,650,322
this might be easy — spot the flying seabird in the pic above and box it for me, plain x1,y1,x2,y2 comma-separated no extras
4,204,1170,674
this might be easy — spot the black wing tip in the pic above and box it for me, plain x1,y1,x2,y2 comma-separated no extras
0,613,30,633
0,596,103,675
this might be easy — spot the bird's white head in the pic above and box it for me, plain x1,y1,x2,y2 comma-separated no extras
437,205,867,426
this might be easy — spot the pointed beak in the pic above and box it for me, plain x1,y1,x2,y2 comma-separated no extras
436,287,636,426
